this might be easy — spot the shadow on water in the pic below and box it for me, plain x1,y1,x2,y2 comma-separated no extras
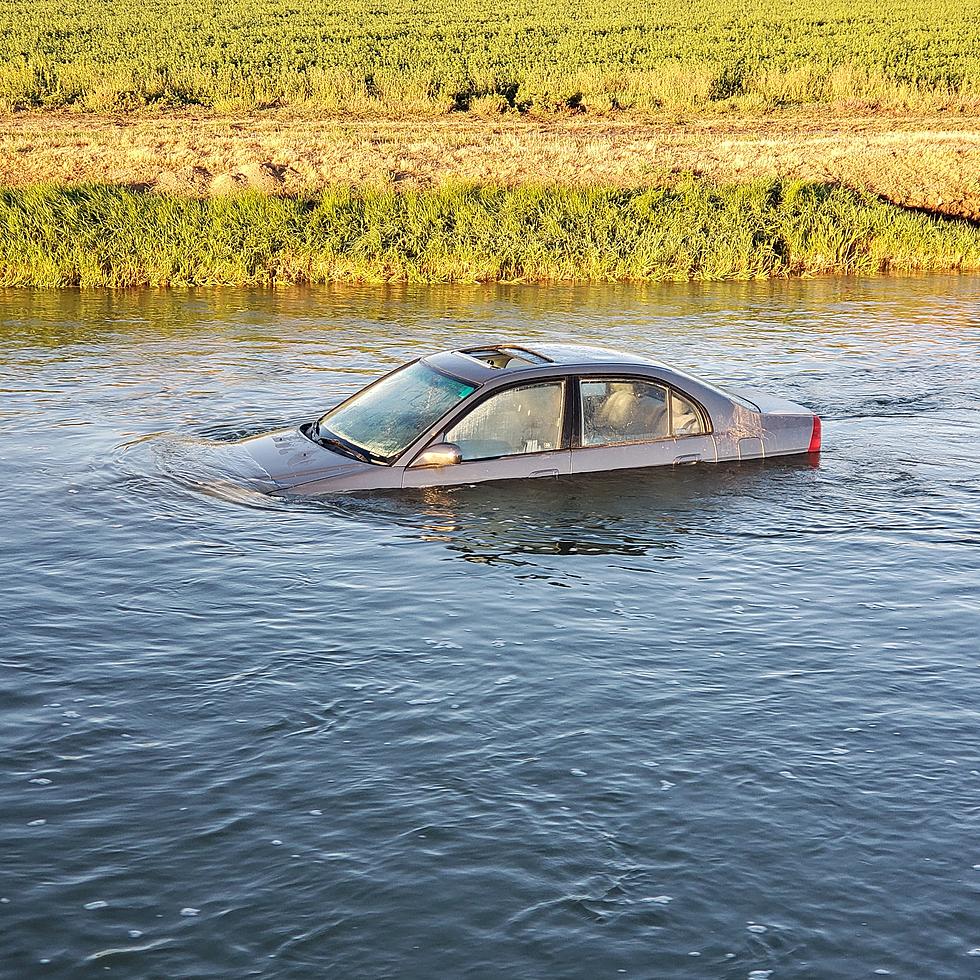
288,458,822,561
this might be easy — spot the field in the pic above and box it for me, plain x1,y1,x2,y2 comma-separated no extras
2,0,980,115
2,0,979,286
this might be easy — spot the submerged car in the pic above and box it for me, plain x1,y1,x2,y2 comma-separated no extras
233,343,821,494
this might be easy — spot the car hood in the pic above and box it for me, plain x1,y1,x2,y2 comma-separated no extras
239,427,372,489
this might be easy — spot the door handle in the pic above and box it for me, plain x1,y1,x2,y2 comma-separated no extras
530,468,560,479
673,454,701,465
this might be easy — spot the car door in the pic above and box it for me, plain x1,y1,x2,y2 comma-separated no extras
569,376,716,475
401,379,571,488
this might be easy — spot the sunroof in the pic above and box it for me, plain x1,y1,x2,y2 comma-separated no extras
460,345,552,369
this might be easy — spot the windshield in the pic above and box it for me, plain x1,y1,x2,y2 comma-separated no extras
316,361,477,461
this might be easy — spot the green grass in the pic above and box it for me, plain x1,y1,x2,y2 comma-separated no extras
0,0,978,114
1,181,978,287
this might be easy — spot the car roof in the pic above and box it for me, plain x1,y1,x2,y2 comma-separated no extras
423,342,665,384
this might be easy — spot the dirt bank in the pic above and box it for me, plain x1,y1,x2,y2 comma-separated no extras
4,109,979,221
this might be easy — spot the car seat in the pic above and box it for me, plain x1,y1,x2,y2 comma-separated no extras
596,384,638,431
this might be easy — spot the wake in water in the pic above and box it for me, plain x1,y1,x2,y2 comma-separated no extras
115,432,285,508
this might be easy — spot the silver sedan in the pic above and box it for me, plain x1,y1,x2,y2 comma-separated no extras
231,343,822,494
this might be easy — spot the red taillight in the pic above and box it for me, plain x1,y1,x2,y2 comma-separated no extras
807,415,822,453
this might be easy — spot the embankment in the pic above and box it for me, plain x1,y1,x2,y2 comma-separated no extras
2,180,978,288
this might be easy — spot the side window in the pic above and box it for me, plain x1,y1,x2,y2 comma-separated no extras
580,379,669,446
671,391,705,436
444,382,565,461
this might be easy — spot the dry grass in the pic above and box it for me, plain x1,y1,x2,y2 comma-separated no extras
2,109,979,221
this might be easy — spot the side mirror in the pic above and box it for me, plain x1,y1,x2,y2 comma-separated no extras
412,442,462,468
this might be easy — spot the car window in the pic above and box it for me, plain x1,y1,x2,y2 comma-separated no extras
580,379,669,446
671,390,705,436
444,382,564,461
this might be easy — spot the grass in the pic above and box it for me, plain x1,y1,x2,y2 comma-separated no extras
3,112,979,224
1,180,978,287
1,0,979,114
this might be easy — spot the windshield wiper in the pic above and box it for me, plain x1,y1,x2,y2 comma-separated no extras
315,432,375,464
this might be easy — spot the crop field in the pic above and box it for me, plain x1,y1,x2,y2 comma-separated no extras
2,0,979,114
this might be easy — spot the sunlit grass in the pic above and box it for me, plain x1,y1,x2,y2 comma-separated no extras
1,181,978,287
0,0,978,115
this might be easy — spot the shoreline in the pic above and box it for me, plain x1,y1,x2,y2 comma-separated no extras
2,179,978,289
4,109,978,289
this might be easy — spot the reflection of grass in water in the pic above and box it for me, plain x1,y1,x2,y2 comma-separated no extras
0,0,978,114
2,180,979,287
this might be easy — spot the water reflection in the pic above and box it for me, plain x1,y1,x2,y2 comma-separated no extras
2,274,978,357
291,459,820,561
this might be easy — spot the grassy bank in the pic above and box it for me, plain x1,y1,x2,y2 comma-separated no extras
3,111,979,223
1,0,978,115
1,181,979,288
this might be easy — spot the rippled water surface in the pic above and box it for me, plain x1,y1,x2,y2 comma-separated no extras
2,277,979,978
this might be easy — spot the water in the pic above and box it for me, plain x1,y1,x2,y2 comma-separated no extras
1,277,979,978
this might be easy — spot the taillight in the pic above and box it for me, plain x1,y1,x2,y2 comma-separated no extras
807,415,822,453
